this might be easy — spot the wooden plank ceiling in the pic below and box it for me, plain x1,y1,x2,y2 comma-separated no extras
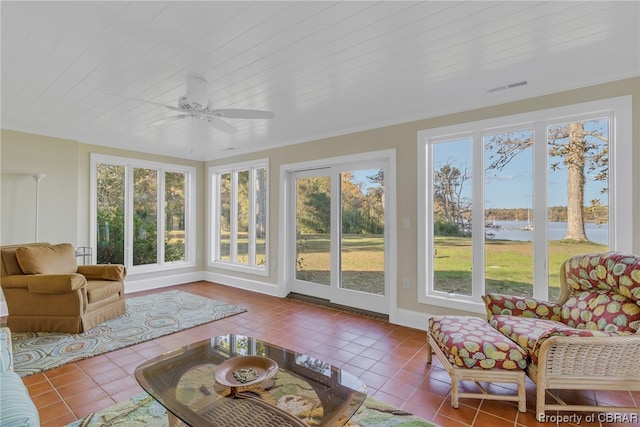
1,1,638,160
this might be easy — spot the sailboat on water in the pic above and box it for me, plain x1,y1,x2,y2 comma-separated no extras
521,209,533,231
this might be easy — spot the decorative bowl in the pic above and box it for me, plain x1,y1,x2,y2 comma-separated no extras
214,355,279,388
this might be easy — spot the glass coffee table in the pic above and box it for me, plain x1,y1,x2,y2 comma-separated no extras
135,334,367,427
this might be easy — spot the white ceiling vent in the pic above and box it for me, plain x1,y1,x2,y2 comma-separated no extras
487,80,528,93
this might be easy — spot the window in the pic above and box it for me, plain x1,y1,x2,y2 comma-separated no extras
91,154,196,273
210,159,268,274
418,97,632,313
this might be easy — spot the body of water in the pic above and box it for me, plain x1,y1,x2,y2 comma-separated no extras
485,221,608,245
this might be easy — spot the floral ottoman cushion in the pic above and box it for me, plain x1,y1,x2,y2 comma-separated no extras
429,315,527,370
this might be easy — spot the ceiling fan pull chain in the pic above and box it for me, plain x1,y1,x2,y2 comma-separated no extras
190,117,194,156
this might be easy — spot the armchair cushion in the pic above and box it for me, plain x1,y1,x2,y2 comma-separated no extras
562,289,640,332
77,264,126,281
1,274,86,293
561,253,640,332
15,243,77,275
28,274,87,294
86,280,123,303
488,315,624,365
483,293,562,321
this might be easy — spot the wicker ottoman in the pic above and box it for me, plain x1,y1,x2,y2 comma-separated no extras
426,315,527,412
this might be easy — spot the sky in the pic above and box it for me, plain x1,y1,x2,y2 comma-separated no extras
339,117,609,210
433,120,609,210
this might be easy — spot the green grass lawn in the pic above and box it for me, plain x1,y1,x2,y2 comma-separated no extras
296,234,385,293
434,236,606,299
295,233,607,299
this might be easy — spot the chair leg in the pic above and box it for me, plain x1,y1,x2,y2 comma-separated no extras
450,372,460,408
517,372,527,413
536,384,546,421
425,334,433,365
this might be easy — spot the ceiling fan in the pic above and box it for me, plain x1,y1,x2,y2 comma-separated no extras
113,76,275,134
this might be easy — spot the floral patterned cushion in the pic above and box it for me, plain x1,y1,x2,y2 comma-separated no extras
562,252,640,333
483,293,562,321
487,315,624,365
429,315,527,370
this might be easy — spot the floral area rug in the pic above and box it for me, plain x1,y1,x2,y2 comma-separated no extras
67,363,439,427
11,290,247,377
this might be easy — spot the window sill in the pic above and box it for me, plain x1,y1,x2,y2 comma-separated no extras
418,293,486,315
126,261,196,276
209,261,269,277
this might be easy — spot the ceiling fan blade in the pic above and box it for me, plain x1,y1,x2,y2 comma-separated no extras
149,114,189,126
208,108,275,119
206,116,238,134
105,93,181,112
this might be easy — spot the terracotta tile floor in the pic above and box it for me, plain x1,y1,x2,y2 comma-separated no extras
18,281,639,426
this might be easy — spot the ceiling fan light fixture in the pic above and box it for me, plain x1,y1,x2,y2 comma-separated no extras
112,76,273,137
185,76,208,109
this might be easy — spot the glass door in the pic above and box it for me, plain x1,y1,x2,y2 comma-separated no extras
292,170,332,300
289,163,388,314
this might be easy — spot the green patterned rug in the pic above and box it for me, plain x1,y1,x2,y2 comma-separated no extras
66,392,438,427
11,290,247,377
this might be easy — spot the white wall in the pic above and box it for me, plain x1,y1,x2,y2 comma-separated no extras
0,131,79,245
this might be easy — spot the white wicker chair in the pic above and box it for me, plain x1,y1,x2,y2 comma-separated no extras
484,252,640,420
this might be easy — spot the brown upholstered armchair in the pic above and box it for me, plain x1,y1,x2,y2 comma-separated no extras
0,242,126,333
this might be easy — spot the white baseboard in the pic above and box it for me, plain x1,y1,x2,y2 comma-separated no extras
389,307,433,331
124,271,206,294
204,274,438,332
204,271,284,298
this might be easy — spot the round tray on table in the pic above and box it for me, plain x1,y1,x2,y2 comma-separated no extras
214,355,279,388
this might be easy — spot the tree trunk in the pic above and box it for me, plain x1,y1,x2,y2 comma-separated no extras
564,122,588,241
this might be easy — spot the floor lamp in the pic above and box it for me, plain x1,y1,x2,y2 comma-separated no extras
33,173,46,242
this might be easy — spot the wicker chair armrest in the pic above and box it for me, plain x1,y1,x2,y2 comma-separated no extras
482,293,562,320
536,335,640,379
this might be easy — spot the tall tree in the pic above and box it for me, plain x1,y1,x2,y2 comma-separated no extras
255,168,267,239
367,169,385,214
549,121,608,240
486,120,608,241
296,177,331,233
433,162,471,228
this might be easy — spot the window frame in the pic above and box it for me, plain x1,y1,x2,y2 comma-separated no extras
90,154,197,274
209,158,269,276
417,96,633,313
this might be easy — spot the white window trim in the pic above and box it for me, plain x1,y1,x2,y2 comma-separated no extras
417,96,633,314
89,154,197,275
208,158,269,277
